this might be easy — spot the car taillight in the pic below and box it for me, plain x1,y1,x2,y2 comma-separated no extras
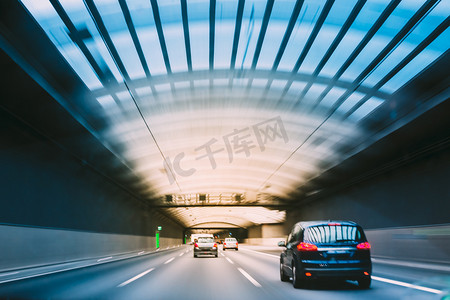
213,243,217,247
357,242,371,250
297,242,318,251
236,243,238,246
223,243,226,245
328,223,341,226
194,243,198,248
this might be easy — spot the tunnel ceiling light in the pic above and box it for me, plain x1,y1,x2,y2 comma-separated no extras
17,0,449,227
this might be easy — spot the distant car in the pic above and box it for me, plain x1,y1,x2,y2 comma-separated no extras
279,220,372,289
194,237,218,257
223,238,238,251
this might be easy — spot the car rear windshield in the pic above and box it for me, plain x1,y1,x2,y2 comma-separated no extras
225,238,236,242
198,237,214,243
304,225,365,244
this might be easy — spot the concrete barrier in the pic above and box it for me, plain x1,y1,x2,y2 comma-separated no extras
0,224,182,271
365,224,450,265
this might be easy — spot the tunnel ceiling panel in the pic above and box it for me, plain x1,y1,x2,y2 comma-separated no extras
17,0,449,227
163,206,286,228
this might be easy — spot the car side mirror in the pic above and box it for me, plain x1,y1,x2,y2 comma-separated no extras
278,241,286,247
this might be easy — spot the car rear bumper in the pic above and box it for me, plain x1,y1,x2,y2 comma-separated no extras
299,260,371,279
301,267,370,278
194,249,218,256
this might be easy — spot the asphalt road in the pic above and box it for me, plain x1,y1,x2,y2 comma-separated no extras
0,245,448,300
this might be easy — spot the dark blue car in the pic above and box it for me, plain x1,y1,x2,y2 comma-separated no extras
279,220,372,289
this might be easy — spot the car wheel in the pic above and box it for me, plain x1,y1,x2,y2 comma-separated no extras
215,253,218,257
223,248,226,251
292,262,305,288
193,254,197,258
358,276,371,289
280,260,289,282
235,248,238,251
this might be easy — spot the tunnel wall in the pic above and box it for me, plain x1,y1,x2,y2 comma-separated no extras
285,149,450,263
247,226,262,239
0,110,184,272
365,224,450,264
0,122,183,237
246,224,286,245
287,150,450,229
0,224,182,271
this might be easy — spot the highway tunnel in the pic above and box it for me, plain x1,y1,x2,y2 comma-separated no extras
0,0,449,299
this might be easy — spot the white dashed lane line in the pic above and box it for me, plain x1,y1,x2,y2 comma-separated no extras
222,250,259,287
117,268,154,287
164,257,175,264
237,268,261,287
179,252,184,257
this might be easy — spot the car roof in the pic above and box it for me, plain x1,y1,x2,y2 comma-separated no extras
294,220,359,228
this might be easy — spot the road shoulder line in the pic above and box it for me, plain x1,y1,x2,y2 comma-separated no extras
372,276,443,294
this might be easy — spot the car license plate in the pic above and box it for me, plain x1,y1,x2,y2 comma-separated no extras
327,250,347,254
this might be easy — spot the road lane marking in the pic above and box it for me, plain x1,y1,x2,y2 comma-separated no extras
179,252,184,257
138,251,145,255
237,268,261,287
0,269,75,284
372,276,443,294
97,256,113,262
164,257,175,264
220,253,225,257
0,247,176,285
0,272,19,277
240,248,279,259
226,257,234,265
117,268,154,287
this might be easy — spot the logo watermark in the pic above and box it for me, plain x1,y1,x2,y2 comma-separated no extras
163,116,289,184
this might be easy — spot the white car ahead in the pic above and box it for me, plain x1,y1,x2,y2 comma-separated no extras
223,238,238,251
194,237,218,257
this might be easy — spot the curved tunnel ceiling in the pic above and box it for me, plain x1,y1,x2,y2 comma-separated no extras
167,206,286,228
14,0,450,228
